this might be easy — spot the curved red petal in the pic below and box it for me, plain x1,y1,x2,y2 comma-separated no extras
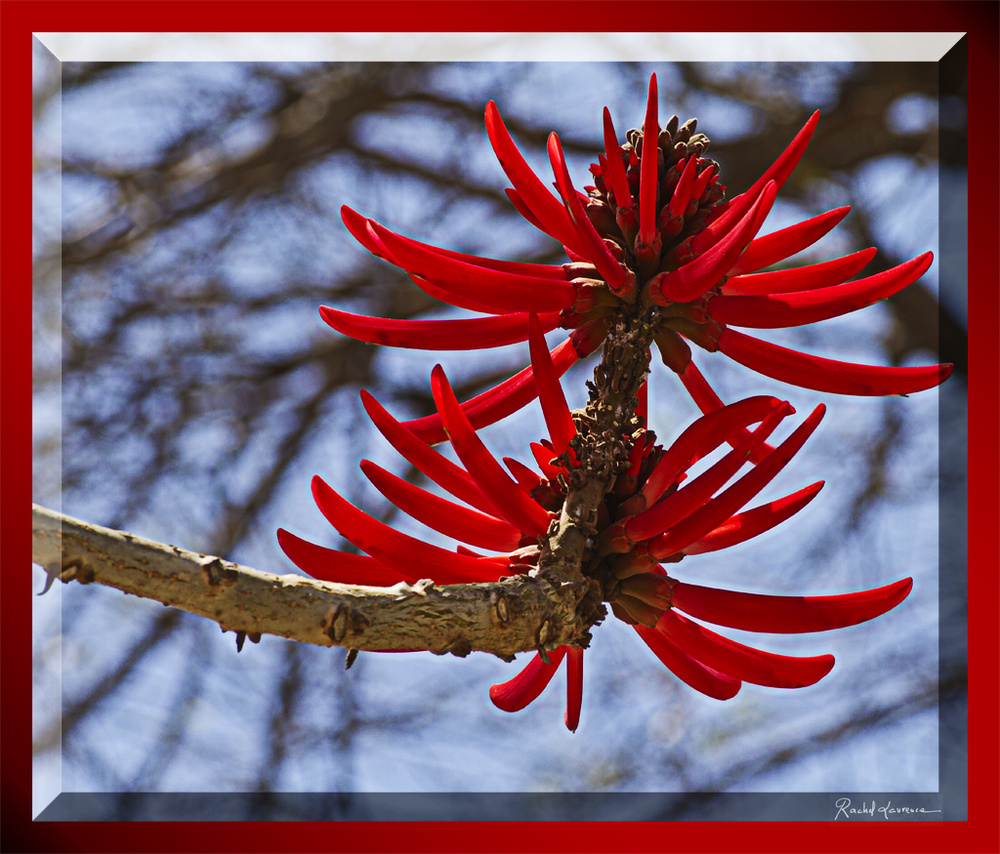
360,460,523,552
505,188,546,231
668,154,700,219
717,328,954,396
564,647,585,731
682,481,824,555
659,610,836,688
634,623,742,700
652,182,777,303
529,441,564,482
372,223,576,314
548,133,627,289
341,208,520,314
670,577,913,634
319,306,561,350
403,335,581,444
431,366,552,536
640,395,784,505
277,528,408,586
721,247,877,296
740,111,820,206
627,402,792,542
360,390,499,516
649,404,825,558
484,101,589,255
311,476,509,584
728,206,850,276
504,456,543,489
708,251,933,328
528,313,576,455
342,205,567,279
489,647,568,712
701,110,819,252
602,107,633,207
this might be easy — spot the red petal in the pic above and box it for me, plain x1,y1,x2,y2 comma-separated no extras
721,247,878,296
691,162,715,202
360,460,523,552
638,74,660,246
738,111,820,207
319,307,561,350
602,107,632,207
372,223,576,314
341,205,395,259
626,402,792,542
484,101,589,255
659,610,835,688
675,361,777,463
277,528,408,585
529,441,564,481
634,623,741,700
360,390,498,515
668,154,699,219
504,456,543,489
564,647,584,731
311,476,509,584
651,181,777,303
728,206,850,276
699,111,820,254
682,481,824,555
529,313,576,455
670,577,913,634
431,366,552,536
708,251,933,328
342,206,568,280
640,395,784,505
341,208,522,314
648,404,825,558
717,328,954,396
505,188,546,231
548,133,627,290
489,647,568,712
403,335,581,444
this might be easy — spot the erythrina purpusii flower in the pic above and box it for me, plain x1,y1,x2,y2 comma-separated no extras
279,317,912,731
323,73,951,444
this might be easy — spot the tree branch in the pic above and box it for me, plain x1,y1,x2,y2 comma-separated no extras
31,504,594,662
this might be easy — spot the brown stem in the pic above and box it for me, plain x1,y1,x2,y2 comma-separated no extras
31,504,596,662
535,310,655,643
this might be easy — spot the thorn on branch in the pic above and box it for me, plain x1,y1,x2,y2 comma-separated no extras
39,559,96,594
38,562,64,595
232,629,262,652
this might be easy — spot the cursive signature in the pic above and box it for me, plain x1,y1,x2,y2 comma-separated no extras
834,797,943,820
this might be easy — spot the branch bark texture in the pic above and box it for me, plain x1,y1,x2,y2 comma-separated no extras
31,504,594,661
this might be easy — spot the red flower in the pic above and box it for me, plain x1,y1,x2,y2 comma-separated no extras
279,318,911,730
322,73,950,442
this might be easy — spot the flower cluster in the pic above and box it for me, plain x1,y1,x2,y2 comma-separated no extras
282,317,913,730
323,74,951,444
281,74,949,730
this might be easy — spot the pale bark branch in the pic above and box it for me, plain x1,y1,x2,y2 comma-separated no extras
31,504,595,662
